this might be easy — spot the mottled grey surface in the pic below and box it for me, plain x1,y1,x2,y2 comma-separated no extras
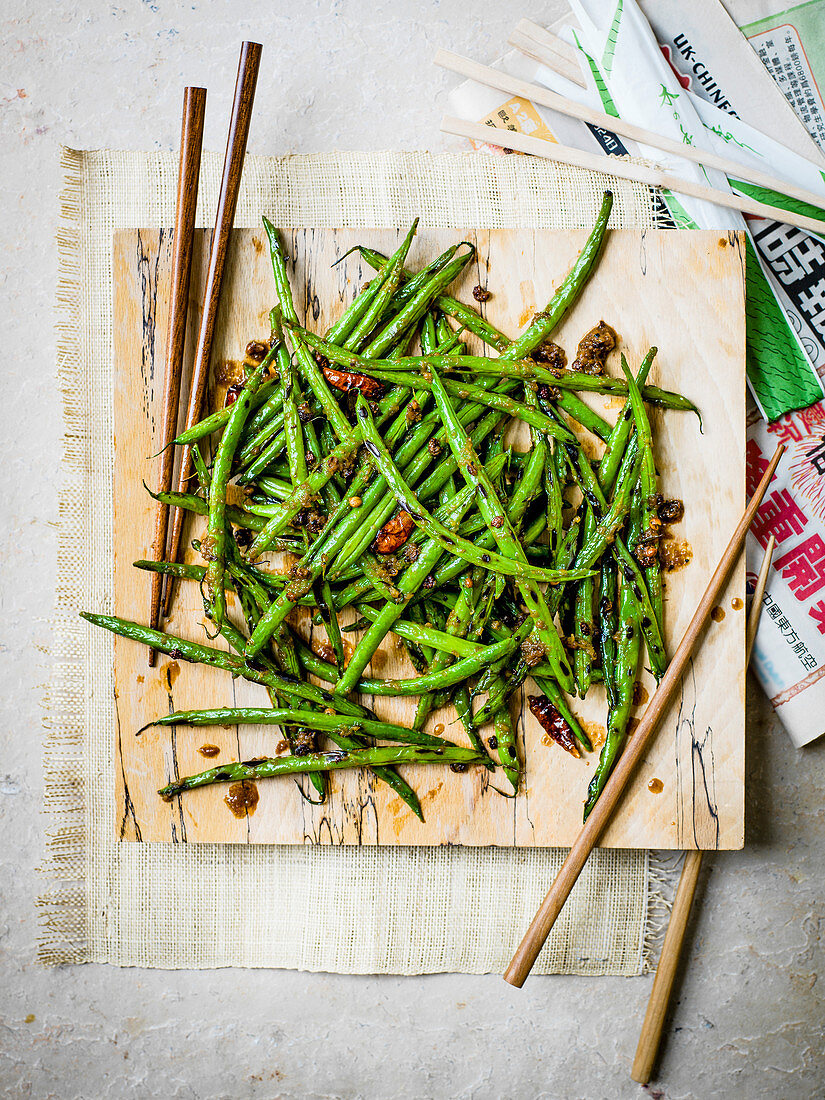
1,1,823,1097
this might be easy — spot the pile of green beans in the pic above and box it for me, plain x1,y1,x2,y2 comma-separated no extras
83,190,697,822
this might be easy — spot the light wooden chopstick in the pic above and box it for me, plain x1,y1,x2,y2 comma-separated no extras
630,534,775,1085
164,41,262,616
147,85,206,664
436,49,825,232
441,115,825,236
503,443,785,988
507,19,586,89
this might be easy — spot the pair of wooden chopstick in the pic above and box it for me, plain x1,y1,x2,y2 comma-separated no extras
503,443,784,989
630,534,775,1084
435,47,825,235
147,41,262,661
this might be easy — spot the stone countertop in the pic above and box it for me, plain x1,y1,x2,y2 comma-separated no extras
1,2,823,1097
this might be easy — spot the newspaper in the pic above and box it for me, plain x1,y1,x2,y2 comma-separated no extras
446,0,825,745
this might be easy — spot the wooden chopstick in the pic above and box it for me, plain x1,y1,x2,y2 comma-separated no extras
747,535,776,664
147,85,206,664
164,40,263,616
630,535,775,1084
441,116,825,236
436,50,825,218
503,443,785,988
507,19,587,89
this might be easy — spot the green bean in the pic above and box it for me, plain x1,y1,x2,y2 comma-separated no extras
597,559,618,710
424,369,575,694
583,571,640,819
533,675,592,752
353,603,487,659
205,360,267,631
620,353,665,637
263,217,352,441
504,190,613,360
172,376,279,448
598,349,656,492
139,706,448,747
80,612,370,718
353,396,596,588
360,245,475,359
343,220,418,352
246,429,363,555
335,485,477,694
158,743,486,802
493,707,519,790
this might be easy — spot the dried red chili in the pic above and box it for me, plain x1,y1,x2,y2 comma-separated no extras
321,366,384,399
528,696,580,757
373,510,415,554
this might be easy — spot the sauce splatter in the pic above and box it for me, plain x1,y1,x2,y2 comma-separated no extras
164,660,180,689
275,739,290,755
660,538,693,572
582,720,606,750
648,777,664,794
433,723,445,736
731,597,744,611
198,744,220,758
633,681,649,706
214,359,243,385
711,606,725,622
224,780,259,818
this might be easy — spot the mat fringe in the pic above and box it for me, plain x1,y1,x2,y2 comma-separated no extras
38,147,91,965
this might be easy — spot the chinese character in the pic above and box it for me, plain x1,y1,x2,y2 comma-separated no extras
805,434,825,475
751,489,808,546
746,439,769,497
809,600,825,635
774,534,825,600
768,604,782,620
802,654,818,671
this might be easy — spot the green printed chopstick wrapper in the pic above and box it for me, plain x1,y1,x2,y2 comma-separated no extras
448,0,825,419
567,0,825,421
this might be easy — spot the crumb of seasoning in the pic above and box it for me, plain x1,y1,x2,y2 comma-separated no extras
245,340,268,362
348,495,362,508
472,284,491,302
572,321,617,375
433,723,445,736
658,498,685,524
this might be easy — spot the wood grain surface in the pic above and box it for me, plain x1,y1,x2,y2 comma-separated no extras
112,225,746,847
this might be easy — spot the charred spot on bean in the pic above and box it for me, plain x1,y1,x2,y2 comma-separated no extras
363,440,380,458
481,554,491,563
450,761,469,773
488,735,498,750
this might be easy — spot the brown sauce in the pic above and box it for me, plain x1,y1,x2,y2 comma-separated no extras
648,778,664,794
214,359,243,385
660,538,693,572
198,744,220,758
633,681,649,706
224,780,259,818
433,723,445,736
711,606,725,622
582,720,606,750
731,597,744,611
164,660,180,689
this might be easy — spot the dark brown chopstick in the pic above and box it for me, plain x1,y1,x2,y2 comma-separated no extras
164,40,263,616
147,85,206,664
503,443,785,988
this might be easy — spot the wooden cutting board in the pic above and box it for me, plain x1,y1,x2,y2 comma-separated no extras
112,225,746,848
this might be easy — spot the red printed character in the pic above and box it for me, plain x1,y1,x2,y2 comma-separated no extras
774,534,825,600
766,411,805,447
746,439,769,498
750,489,809,548
809,599,825,636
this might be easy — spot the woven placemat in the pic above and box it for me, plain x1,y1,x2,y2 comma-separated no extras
40,147,662,972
